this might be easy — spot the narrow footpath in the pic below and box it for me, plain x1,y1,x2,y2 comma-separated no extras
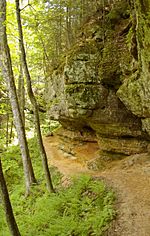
44,135,150,236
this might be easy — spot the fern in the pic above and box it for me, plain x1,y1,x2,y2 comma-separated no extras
0,140,115,236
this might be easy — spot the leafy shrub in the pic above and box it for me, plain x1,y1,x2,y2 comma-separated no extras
1,145,23,189
41,120,61,135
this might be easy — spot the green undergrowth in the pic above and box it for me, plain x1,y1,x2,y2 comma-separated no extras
0,139,115,236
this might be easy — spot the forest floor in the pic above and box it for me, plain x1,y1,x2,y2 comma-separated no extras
44,135,150,236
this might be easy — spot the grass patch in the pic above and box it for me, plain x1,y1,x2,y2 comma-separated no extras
0,139,115,236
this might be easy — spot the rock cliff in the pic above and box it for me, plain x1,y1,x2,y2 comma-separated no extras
46,0,150,165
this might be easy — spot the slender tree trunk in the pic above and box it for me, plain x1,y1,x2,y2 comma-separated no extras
0,158,21,236
66,3,74,49
18,52,25,125
6,112,9,147
0,0,36,196
6,93,9,147
80,0,86,24
9,120,13,144
15,0,54,193
57,0,62,55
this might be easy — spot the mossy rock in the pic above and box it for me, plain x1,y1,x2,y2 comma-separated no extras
65,84,107,110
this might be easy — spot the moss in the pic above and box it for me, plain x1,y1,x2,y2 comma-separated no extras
65,84,104,110
106,0,130,26
117,0,150,119
98,42,121,87
98,36,131,88
135,0,150,66
65,40,99,67
137,0,150,15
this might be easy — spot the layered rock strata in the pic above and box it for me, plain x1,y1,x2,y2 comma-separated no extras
46,0,150,163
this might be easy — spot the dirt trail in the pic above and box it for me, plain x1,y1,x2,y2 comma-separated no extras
44,136,150,236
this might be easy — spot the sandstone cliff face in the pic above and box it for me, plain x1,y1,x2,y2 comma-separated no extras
46,0,150,163
117,0,150,134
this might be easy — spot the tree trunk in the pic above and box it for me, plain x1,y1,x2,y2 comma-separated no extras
15,0,54,193
9,120,13,144
6,92,9,147
66,2,74,49
0,0,36,196
18,52,25,125
0,158,21,236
